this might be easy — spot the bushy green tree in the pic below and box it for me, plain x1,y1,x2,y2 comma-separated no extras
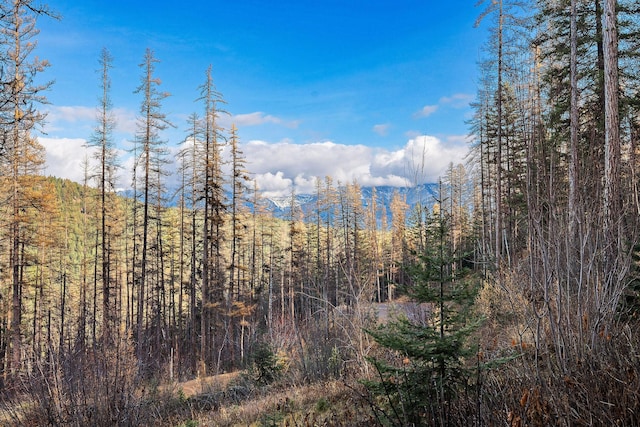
247,341,283,386
364,195,481,426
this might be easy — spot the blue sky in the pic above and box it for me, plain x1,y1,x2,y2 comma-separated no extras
37,0,488,196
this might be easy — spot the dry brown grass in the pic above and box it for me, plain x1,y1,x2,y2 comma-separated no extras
190,380,375,427
167,372,241,398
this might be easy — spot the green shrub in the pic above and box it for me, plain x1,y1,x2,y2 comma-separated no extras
248,342,284,386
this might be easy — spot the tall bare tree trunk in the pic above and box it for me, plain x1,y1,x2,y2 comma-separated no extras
568,0,579,240
134,48,171,365
602,0,620,255
495,0,504,265
3,0,53,380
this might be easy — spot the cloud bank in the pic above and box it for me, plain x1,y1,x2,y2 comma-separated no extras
39,137,103,186
39,134,469,198
245,135,469,197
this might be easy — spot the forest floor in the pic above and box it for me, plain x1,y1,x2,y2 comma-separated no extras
170,371,240,398
163,372,374,426
185,378,374,426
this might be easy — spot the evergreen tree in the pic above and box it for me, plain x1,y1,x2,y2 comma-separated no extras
132,47,172,367
89,47,119,345
197,65,227,373
364,185,481,426
0,0,55,380
228,124,253,365
178,112,203,375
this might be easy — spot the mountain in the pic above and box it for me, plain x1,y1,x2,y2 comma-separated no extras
118,183,441,223
261,184,440,221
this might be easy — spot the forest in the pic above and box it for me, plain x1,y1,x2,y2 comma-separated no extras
2,0,640,425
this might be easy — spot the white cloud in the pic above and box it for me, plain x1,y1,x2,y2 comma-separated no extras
246,140,372,189
246,135,469,197
255,171,293,199
112,107,138,134
413,105,438,118
412,93,473,121
44,105,137,135
228,112,299,129
47,106,96,123
40,136,133,190
439,93,474,108
398,135,468,183
404,130,422,139
39,137,95,183
40,133,470,200
445,134,474,145
373,123,390,136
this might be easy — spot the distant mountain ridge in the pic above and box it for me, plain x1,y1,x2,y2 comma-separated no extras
118,183,440,222
261,184,440,220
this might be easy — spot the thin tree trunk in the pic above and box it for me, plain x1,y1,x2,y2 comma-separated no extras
602,0,620,254
568,0,579,240
495,0,504,264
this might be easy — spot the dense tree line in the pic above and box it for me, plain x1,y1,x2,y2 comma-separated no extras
470,0,640,365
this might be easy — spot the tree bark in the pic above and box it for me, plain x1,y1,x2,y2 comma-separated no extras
602,0,620,253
